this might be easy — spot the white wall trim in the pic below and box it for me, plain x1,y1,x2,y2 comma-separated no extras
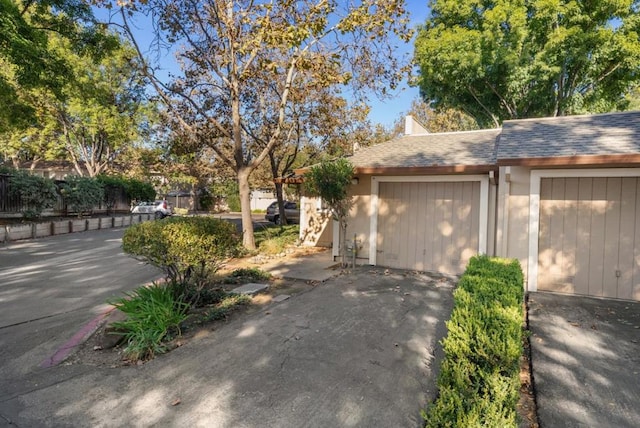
527,168,640,292
368,174,490,266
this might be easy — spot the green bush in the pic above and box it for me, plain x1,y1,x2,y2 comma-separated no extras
424,255,524,427
122,217,241,304
254,224,299,255
8,171,59,219
123,178,156,202
109,283,189,361
60,175,105,217
205,293,252,321
224,267,272,284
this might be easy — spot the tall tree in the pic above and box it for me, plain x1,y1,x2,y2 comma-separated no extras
1,29,154,176
415,0,640,126
0,0,107,132
108,0,412,250
51,34,151,177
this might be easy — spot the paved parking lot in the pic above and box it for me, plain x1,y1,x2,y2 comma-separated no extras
2,268,454,427
528,293,640,428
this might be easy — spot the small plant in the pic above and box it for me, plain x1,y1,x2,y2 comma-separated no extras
205,293,251,321
109,283,189,361
254,224,299,255
223,267,272,284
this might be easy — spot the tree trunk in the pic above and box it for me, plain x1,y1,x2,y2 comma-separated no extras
340,217,348,268
270,154,288,225
238,167,256,250
274,181,288,226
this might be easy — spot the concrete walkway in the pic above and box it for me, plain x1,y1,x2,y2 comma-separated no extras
256,249,340,282
2,268,454,427
528,293,640,428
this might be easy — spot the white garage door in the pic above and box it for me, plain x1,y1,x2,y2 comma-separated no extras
538,177,640,301
377,181,480,274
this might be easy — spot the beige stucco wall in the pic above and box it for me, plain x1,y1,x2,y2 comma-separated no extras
496,166,532,279
345,175,373,263
299,196,333,247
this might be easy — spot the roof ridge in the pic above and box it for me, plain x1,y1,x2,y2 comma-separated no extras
503,110,640,125
406,128,501,137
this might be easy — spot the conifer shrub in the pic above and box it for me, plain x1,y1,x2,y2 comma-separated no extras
424,255,524,427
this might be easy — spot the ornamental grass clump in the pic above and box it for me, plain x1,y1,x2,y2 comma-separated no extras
109,283,189,361
424,255,524,427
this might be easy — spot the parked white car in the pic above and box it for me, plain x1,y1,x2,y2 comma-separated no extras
131,200,173,219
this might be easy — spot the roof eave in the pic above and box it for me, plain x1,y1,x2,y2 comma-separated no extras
354,164,497,175
497,154,640,167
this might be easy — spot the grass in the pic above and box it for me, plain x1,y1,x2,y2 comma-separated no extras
108,282,189,361
254,224,299,255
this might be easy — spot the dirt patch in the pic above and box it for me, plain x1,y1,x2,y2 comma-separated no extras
68,276,318,368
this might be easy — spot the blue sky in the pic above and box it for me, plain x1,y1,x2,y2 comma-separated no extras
367,0,430,127
97,1,431,128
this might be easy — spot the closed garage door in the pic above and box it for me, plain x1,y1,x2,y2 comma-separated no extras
538,177,640,301
377,181,480,274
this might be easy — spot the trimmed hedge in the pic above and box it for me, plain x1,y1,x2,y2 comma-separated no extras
122,216,241,299
424,255,524,427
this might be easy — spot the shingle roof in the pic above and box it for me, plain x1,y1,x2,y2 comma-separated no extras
497,111,640,160
347,129,500,169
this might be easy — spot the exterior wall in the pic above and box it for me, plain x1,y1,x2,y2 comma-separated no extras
299,196,333,247
497,166,532,279
499,166,640,300
345,175,373,263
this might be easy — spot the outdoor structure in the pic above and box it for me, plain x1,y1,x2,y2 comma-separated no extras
299,111,640,301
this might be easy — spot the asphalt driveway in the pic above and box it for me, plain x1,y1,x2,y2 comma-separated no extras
4,268,454,427
528,293,640,428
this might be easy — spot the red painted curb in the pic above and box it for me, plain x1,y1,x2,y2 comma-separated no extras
40,307,115,368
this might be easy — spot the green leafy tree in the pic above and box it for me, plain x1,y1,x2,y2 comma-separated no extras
415,0,640,126
8,170,58,219
110,0,412,250
50,33,152,177
0,0,111,132
60,175,105,217
304,158,355,268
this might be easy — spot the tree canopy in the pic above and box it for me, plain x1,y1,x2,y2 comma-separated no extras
415,0,640,126
109,0,413,250
0,0,114,131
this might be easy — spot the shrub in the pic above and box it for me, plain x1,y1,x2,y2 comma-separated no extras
205,293,252,321
60,176,104,217
254,224,299,255
123,178,156,202
223,267,272,284
109,283,189,361
8,171,59,219
424,255,524,427
122,217,241,304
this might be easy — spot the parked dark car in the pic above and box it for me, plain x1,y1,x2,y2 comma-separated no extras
265,201,299,225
